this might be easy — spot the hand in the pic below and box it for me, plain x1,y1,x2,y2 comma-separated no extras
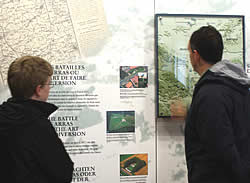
170,100,187,120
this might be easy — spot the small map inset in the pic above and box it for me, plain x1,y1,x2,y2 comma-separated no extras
120,66,148,88
107,111,135,133
120,154,148,176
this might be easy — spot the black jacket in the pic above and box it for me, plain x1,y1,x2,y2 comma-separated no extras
185,60,250,183
0,98,74,183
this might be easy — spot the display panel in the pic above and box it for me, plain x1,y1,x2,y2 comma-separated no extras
0,0,156,182
155,14,245,117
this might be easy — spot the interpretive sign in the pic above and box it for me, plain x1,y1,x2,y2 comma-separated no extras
155,14,245,117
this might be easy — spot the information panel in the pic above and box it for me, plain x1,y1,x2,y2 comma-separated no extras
155,14,245,117
0,0,155,183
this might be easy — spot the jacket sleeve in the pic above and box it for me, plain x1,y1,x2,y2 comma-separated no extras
32,118,74,183
194,85,248,183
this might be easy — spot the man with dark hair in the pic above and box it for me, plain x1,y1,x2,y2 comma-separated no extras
0,56,74,183
185,25,250,183
189,25,224,65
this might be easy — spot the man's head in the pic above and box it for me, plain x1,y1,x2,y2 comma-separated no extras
7,56,53,101
189,25,224,64
188,25,224,75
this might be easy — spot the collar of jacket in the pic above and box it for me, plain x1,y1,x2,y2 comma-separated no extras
7,97,58,118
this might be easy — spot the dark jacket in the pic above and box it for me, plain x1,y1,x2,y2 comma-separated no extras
0,98,74,183
185,60,250,183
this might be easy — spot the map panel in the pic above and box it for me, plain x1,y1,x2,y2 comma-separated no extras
0,0,80,86
156,14,245,117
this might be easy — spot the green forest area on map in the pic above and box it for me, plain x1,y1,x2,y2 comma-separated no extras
157,15,244,117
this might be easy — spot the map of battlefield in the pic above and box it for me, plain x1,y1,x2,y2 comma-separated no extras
0,0,81,85
0,0,108,86
157,15,244,117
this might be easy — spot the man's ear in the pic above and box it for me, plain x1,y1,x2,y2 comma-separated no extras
30,85,43,100
193,49,199,56
34,85,42,97
193,50,201,61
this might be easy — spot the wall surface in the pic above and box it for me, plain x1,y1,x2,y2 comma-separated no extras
156,0,250,182
0,0,250,183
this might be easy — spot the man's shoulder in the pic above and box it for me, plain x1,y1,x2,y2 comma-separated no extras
196,81,230,98
192,81,236,111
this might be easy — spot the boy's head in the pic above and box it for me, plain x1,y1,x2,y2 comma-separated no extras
7,56,53,100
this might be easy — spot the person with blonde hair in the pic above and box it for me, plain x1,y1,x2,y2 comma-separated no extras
0,56,73,183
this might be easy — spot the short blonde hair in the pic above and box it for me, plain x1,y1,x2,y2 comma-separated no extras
7,56,53,98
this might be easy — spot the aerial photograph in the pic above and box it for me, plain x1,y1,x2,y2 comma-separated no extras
120,66,148,88
107,111,135,133
120,154,148,176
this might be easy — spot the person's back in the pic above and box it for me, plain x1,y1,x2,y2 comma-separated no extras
0,56,74,183
0,132,15,182
185,64,250,183
185,26,250,183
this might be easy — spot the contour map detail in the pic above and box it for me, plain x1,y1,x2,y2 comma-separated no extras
157,15,244,117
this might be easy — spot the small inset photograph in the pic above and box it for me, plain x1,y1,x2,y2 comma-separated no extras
120,66,148,88
107,111,135,133
120,154,148,176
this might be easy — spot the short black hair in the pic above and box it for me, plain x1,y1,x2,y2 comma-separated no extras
190,25,224,64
